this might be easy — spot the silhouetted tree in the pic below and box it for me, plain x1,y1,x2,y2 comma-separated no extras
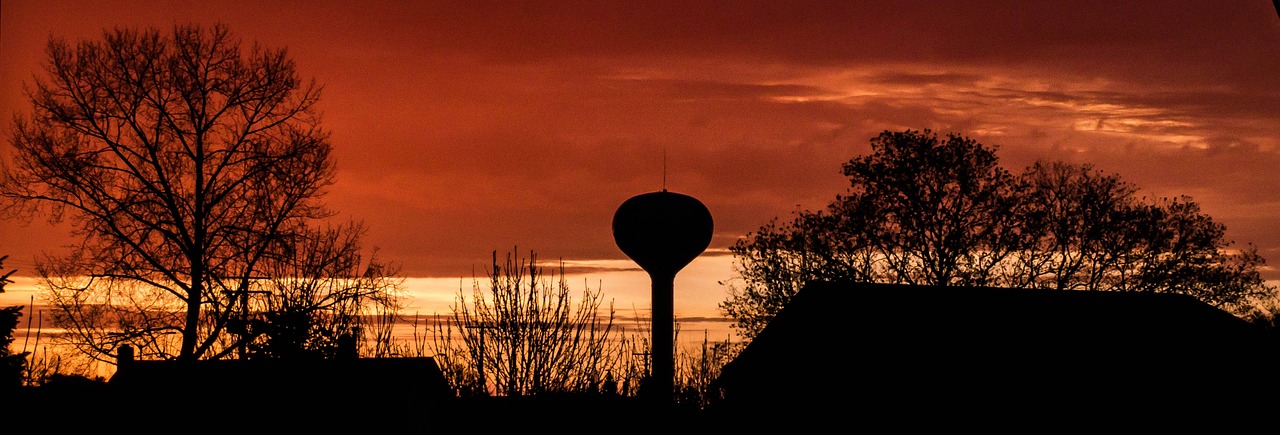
834,129,1026,286
723,129,1024,338
0,256,12,291
1013,161,1269,311
0,254,26,391
0,24,401,362
723,129,1276,340
240,223,404,360
430,250,625,397
1006,160,1143,290
673,329,741,409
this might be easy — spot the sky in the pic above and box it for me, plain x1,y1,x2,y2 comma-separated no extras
3,1,1280,324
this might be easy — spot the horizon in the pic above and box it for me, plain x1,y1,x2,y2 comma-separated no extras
0,254,740,321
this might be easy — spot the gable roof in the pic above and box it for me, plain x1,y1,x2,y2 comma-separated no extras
708,281,1279,426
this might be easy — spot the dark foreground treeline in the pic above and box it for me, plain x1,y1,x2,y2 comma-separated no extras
5,380,724,432
5,367,1277,433
11,281,1280,432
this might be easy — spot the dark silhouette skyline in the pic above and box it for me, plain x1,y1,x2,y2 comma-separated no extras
11,279,1280,431
5,2,1280,431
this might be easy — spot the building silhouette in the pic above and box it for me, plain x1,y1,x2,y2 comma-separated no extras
708,280,1280,429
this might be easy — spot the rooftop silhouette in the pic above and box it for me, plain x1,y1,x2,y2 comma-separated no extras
707,280,1280,429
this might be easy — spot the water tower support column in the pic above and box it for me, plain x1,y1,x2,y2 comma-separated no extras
651,273,674,400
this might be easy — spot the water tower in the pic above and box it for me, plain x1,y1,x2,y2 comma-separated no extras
612,189,713,403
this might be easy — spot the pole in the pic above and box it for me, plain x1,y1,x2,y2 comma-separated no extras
651,272,674,404
466,322,496,395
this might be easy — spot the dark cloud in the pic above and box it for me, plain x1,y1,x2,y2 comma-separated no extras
607,78,834,101
868,72,988,87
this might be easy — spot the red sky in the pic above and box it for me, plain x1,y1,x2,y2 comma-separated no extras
4,0,1280,289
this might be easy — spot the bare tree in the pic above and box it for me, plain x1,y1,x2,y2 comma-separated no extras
232,222,403,360
723,129,1025,339
1011,161,1148,290
430,250,625,397
0,24,400,362
1013,161,1271,313
839,129,1025,286
674,328,741,409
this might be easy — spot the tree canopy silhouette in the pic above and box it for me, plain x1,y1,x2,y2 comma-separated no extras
722,129,1276,340
0,24,402,362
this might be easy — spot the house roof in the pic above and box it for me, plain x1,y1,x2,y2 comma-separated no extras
708,281,1280,425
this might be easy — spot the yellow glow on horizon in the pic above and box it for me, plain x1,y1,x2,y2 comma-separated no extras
0,275,41,307
419,252,737,321
0,251,738,322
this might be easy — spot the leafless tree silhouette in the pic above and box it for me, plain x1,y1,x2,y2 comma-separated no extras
0,24,402,363
430,250,625,397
